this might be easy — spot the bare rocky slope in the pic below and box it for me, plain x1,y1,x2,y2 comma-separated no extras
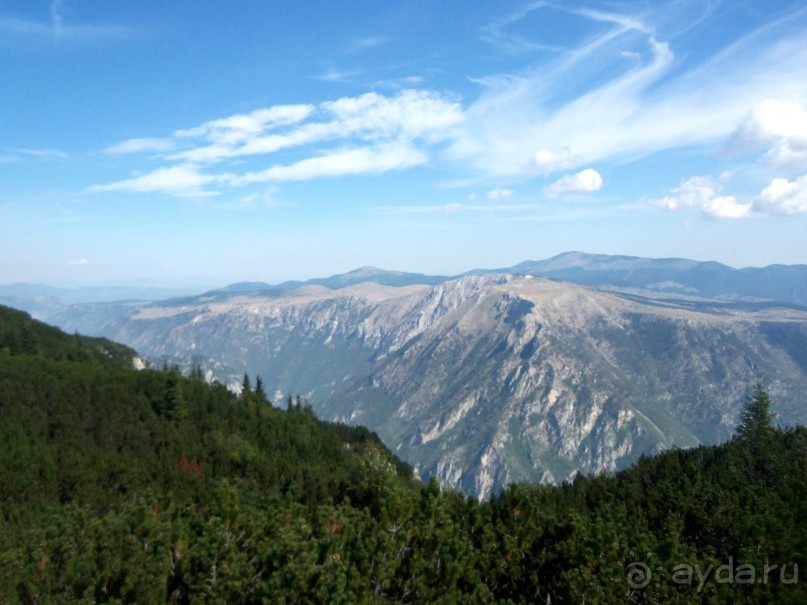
78,274,807,499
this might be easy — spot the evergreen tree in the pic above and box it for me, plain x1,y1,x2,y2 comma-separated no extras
242,372,252,394
255,375,266,400
736,382,774,443
3,305,806,604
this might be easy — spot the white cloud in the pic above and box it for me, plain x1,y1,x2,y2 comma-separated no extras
94,89,462,196
343,36,387,54
233,143,425,184
175,105,315,145
533,148,581,171
50,0,64,41
545,168,603,197
376,75,426,89
727,98,807,150
725,98,807,170
14,148,68,160
0,10,129,45
486,188,514,201
449,3,807,177
322,90,463,143
88,164,230,197
67,258,89,266
654,171,807,219
652,176,752,219
168,90,462,165
90,4,807,204
754,173,807,215
105,138,175,154
312,66,363,83
480,2,567,55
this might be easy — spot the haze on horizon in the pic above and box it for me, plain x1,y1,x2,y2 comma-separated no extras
2,0,806,288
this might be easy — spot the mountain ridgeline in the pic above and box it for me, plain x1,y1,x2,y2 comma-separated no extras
49,274,807,499
3,252,807,499
0,305,805,603
493,251,807,304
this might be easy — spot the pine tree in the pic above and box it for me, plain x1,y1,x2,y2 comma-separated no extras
736,382,774,443
255,375,266,400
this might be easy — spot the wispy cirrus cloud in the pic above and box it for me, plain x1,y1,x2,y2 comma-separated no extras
342,36,388,55
50,0,64,41
1,148,68,162
88,164,232,197
312,66,364,83
87,1,807,210
0,1,130,47
174,105,315,147
451,2,807,178
480,1,567,55
92,90,463,196
105,138,175,155
16,148,68,159
231,143,426,184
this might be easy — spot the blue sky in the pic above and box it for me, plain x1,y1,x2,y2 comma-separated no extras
2,0,807,287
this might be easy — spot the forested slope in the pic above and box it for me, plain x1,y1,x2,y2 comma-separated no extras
0,305,804,603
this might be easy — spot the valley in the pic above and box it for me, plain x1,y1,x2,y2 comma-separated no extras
6,253,806,499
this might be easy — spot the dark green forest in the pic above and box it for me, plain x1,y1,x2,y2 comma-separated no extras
0,304,804,603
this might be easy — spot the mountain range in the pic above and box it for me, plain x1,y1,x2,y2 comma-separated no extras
3,301,805,603
3,252,807,498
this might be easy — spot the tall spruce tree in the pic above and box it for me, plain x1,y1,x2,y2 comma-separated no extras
255,375,266,400
736,382,774,445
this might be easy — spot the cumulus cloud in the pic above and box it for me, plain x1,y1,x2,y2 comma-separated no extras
486,188,514,201
754,173,807,215
725,98,807,170
654,171,807,219
652,176,752,219
545,168,603,197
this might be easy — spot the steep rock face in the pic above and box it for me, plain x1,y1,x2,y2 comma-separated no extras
96,275,807,499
